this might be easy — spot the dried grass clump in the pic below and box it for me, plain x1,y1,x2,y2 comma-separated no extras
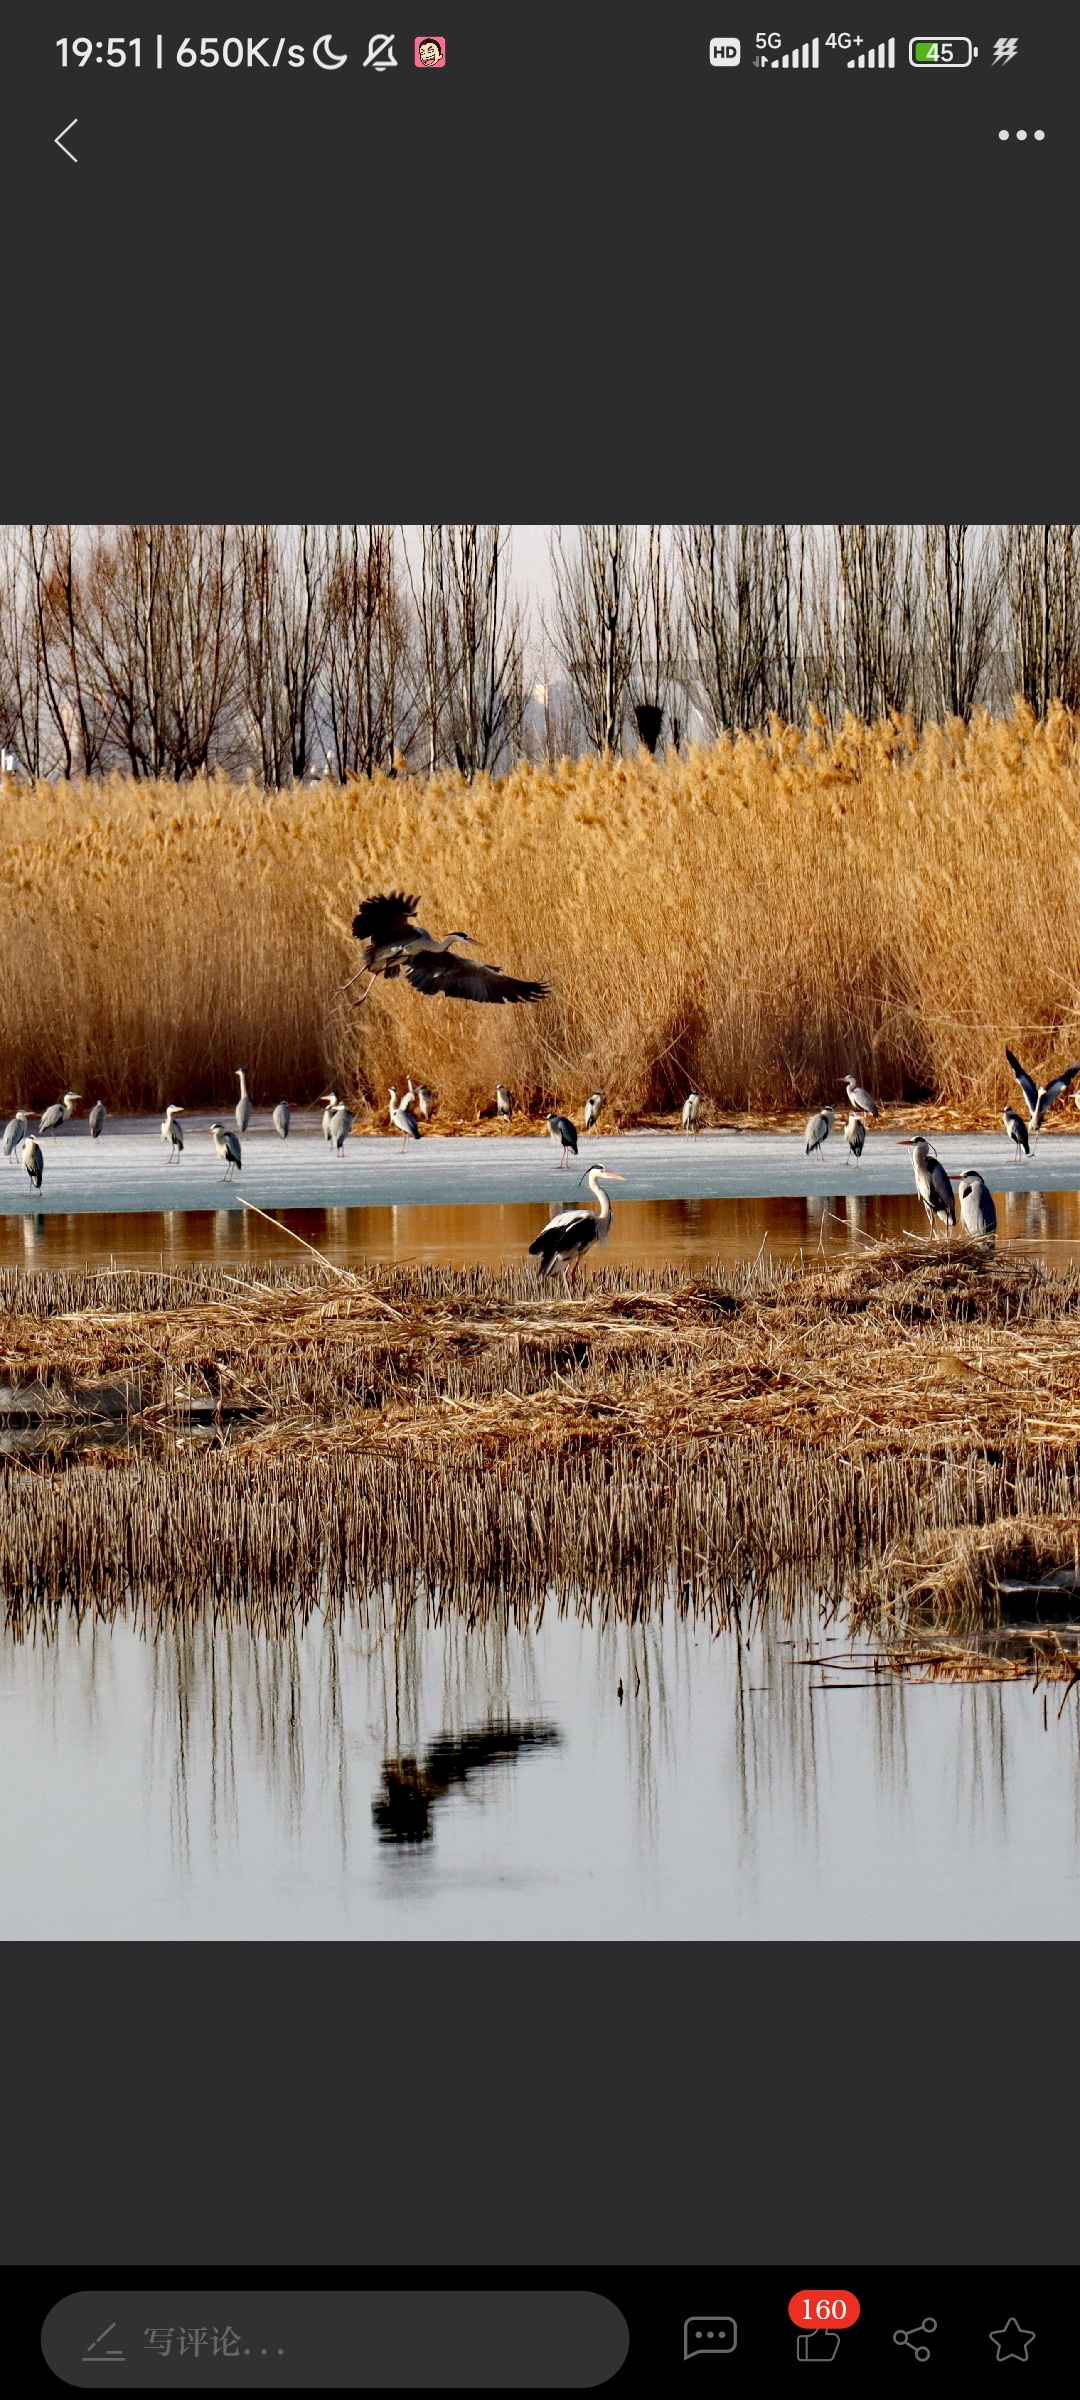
854,1512,1080,1633
4,704,1080,1114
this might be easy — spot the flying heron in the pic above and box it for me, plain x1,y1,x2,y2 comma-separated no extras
320,1093,340,1143
805,1107,834,1156
844,1112,865,1162
496,1085,514,1119
583,1091,605,1132
547,1113,578,1166
161,1104,184,1160
843,1074,880,1117
682,1091,701,1135
209,1121,242,1180
1005,1046,1080,1143
1003,1106,1029,1158
955,1169,997,1239
3,1109,30,1163
38,1092,80,1135
88,1100,107,1138
528,1166,626,1286
899,1136,955,1237
235,1070,253,1136
20,1136,42,1191
328,1102,354,1155
391,1094,420,1156
343,891,549,1007
272,1101,290,1140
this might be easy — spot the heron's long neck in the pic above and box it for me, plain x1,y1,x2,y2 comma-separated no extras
590,1175,613,1227
238,1072,248,1098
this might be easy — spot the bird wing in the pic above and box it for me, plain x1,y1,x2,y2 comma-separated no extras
1005,1049,1039,1112
529,1211,591,1254
352,892,420,948
405,953,549,1004
1044,1063,1080,1105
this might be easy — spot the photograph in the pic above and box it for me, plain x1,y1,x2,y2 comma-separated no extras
2,520,1079,1942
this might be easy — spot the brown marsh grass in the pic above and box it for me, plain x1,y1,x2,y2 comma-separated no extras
5,702,1080,1116
4,1242,1080,1626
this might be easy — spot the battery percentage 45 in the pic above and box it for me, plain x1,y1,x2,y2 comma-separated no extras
909,37,977,66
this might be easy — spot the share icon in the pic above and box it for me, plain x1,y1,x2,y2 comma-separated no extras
893,2319,936,2363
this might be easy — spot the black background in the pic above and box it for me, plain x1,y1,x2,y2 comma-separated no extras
2,0,1079,2331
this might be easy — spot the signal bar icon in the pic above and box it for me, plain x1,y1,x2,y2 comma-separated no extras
774,38,819,67
849,38,896,67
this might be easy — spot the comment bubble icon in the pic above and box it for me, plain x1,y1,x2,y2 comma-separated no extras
684,2315,737,2360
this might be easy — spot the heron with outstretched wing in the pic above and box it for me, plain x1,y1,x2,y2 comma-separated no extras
340,891,549,1007
1005,1046,1080,1141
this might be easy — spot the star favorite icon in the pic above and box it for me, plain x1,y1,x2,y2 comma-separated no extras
989,2317,1035,2363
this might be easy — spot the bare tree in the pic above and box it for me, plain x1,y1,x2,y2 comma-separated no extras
629,525,679,751
324,526,413,777
828,525,918,722
1002,525,1080,714
922,526,1001,722
548,525,638,752
676,524,777,735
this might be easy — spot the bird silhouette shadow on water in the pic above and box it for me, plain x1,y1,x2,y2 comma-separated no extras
372,1716,561,1845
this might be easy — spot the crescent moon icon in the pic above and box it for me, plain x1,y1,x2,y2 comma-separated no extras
313,34,348,69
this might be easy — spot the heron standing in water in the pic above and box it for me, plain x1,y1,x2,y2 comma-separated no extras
209,1121,242,1180
161,1104,184,1160
844,1112,865,1162
682,1091,701,1135
320,1093,340,1142
20,1137,43,1191
529,1166,626,1285
584,1091,605,1131
547,1113,578,1166
955,1169,997,1239
88,1100,107,1138
235,1070,253,1136
272,1101,290,1140
899,1137,955,1237
805,1107,834,1156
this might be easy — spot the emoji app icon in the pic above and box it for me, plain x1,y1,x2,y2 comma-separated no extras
414,36,446,67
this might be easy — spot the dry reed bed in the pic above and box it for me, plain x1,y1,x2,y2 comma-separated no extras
2,1244,1080,1626
6,705,1080,1115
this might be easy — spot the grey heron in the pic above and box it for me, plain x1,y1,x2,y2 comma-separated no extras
38,1092,80,1135
389,1087,419,1150
320,1093,340,1143
844,1112,865,1162
1003,1106,1029,1158
20,1136,42,1191
235,1070,253,1136
3,1109,29,1163
345,891,549,1006
1005,1046,1080,1142
843,1074,880,1117
208,1121,242,1180
955,1169,997,1239
161,1104,184,1160
528,1166,626,1286
682,1091,701,1135
415,1085,434,1120
496,1085,514,1119
88,1100,107,1138
328,1102,354,1155
583,1091,605,1132
805,1107,834,1156
547,1113,578,1166
272,1100,290,1140
899,1137,955,1236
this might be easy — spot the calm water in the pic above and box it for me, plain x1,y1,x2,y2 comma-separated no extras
2,1605,1078,1940
6,1186,1080,1273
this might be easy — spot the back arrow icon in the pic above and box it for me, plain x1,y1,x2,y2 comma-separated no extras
54,119,78,162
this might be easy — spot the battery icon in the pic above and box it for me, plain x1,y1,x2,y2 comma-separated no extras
909,37,976,66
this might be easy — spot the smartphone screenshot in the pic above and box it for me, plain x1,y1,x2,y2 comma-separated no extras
2,5,1078,2386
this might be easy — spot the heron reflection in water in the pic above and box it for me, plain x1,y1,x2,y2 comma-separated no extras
372,1718,560,1844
